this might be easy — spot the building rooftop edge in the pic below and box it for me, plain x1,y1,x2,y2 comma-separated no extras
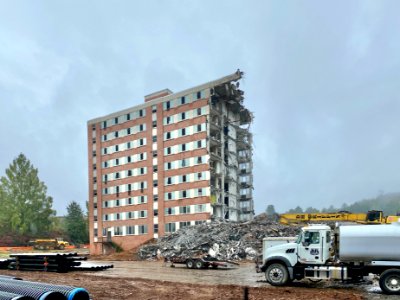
87,69,243,125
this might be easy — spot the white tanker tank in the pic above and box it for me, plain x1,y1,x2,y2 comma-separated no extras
338,222,400,262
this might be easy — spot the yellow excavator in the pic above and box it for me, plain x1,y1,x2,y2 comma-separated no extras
279,210,400,225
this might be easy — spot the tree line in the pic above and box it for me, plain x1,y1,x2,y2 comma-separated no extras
0,153,88,246
266,193,400,216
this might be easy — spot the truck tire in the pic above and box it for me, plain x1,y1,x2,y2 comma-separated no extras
379,269,400,295
265,263,290,286
59,245,65,250
195,260,204,269
186,260,194,269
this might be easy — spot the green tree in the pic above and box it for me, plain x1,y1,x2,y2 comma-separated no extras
266,204,276,216
0,153,55,235
286,206,304,213
65,201,88,245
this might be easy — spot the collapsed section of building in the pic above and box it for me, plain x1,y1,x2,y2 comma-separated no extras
87,70,254,254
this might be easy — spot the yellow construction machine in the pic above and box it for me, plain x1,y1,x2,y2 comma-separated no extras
279,210,400,225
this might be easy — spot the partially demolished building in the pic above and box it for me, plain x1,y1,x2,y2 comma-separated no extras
87,70,254,254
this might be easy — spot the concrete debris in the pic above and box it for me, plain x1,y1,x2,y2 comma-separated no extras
139,214,301,261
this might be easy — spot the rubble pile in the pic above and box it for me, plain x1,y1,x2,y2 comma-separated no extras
139,214,301,261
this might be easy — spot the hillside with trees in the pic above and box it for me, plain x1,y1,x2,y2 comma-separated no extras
283,193,400,215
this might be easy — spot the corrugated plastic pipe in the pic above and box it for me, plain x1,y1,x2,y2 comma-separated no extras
0,279,89,300
0,291,34,300
0,282,64,300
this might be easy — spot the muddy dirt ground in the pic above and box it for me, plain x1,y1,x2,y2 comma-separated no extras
0,260,396,300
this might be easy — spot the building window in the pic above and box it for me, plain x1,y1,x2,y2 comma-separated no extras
198,188,203,196
154,194,158,202
197,108,201,116
153,150,158,157
139,139,144,146
114,226,122,235
127,142,131,149
181,96,185,105
166,116,171,124
153,165,158,172
180,222,190,229
115,172,120,179
115,158,119,166
115,131,119,138
92,150,96,157
181,159,186,167
140,196,146,203
166,101,170,110
127,113,131,121
139,210,147,218
167,147,171,155
167,177,172,185
197,140,202,148
103,148,108,155
197,91,201,99
197,156,202,164
166,132,171,139
127,170,132,176
182,190,187,198
115,145,119,152
167,193,172,200
103,121,107,129
140,167,145,175
181,112,186,120
181,128,186,136
152,121,157,128
127,184,132,192
127,156,131,163
127,226,135,235
93,163,97,170
138,225,148,235
140,153,144,160
127,128,131,135
182,144,186,151
152,105,157,113
139,109,144,117
197,124,201,132
165,223,176,233
153,180,158,187
115,117,119,125
103,134,107,141
116,213,120,220
93,177,97,184
152,135,157,142
182,175,187,183
93,190,97,196
154,224,159,233
128,198,133,205
167,162,171,170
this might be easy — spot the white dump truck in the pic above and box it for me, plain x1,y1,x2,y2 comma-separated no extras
256,223,400,294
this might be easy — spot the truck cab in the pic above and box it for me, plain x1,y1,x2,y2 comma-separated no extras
258,225,332,285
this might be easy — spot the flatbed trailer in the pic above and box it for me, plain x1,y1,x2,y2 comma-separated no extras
167,256,239,269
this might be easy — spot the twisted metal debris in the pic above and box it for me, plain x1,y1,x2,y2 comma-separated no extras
139,214,301,261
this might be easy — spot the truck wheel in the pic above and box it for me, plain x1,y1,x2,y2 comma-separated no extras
266,263,289,286
195,260,204,269
59,245,65,250
186,260,194,269
379,269,400,295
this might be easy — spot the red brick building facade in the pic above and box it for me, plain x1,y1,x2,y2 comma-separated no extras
87,70,253,254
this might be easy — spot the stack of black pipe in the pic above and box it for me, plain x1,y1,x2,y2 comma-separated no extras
0,275,90,300
8,253,84,273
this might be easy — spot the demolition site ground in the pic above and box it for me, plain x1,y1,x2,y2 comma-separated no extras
0,260,395,300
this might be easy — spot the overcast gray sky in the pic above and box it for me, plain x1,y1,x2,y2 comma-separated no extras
1,0,399,215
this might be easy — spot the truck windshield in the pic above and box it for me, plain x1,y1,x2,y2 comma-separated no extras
296,232,303,244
